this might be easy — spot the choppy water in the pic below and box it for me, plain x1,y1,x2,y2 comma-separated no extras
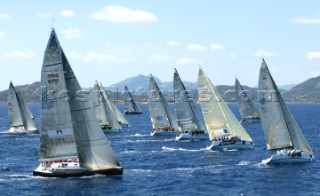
0,103,320,196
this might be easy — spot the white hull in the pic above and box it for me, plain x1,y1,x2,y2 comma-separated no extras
151,130,180,136
207,139,253,150
8,126,38,134
262,150,313,164
33,159,122,177
240,117,260,124
176,132,208,141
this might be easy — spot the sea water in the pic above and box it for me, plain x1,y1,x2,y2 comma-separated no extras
0,103,320,195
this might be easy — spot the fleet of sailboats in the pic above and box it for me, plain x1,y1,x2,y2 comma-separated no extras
197,68,254,150
259,59,313,164
123,85,143,114
173,69,208,141
148,74,180,136
7,81,38,133
33,29,122,177
0,27,316,174
235,78,260,123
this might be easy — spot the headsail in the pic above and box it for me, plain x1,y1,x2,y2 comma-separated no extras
123,86,142,114
17,91,37,131
39,29,120,170
259,59,312,154
235,78,260,120
148,74,179,130
197,68,252,141
173,68,206,132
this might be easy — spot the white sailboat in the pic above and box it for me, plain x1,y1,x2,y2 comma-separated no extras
197,68,254,150
235,78,260,123
123,85,143,114
91,81,122,132
148,74,180,136
33,29,122,177
173,68,208,141
7,81,38,133
259,59,313,164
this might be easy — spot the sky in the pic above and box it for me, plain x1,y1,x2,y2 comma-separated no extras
0,1,320,91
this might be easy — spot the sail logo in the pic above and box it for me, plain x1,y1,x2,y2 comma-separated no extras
156,116,163,121
47,128,73,139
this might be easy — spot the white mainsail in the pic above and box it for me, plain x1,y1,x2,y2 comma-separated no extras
148,74,179,130
7,81,37,132
123,85,142,114
235,78,260,121
174,68,206,132
36,29,121,175
197,68,252,141
259,59,312,154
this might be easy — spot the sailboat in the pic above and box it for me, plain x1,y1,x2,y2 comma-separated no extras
148,74,180,136
33,29,122,177
107,86,129,127
197,68,254,150
235,78,260,123
91,81,122,132
173,68,208,141
7,81,38,133
123,86,143,114
259,59,313,164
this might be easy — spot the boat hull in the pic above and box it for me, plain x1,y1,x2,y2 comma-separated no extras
262,151,313,164
8,126,38,134
176,132,208,141
33,164,123,177
240,117,260,124
207,139,253,150
125,111,143,114
151,130,180,136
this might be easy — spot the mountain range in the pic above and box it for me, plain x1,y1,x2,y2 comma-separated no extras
0,75,319,103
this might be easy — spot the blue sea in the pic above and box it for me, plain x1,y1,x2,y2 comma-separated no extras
0,103,320,196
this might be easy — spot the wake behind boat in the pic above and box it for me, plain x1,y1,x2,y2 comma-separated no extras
235,78,260,124
33,29,122,177
259,59,313,164
173,68,208,141
197,68,254,150
148,74,181,136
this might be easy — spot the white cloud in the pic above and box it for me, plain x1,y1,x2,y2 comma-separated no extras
307,52,320,60
229,53,236,59
83,51,118,63
104,42,112,46
38,12,52,18
91,5,158,23
60,27,83,38
0,13,10,19
176,57,199,65
67,51,82,60
291,17,320,25
151,54,172,62
186,43,207,51
255,49,279,57
60,10,75,17
2,50,37,59
210,43,225,50
166,41,180,47
0,31,4,38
